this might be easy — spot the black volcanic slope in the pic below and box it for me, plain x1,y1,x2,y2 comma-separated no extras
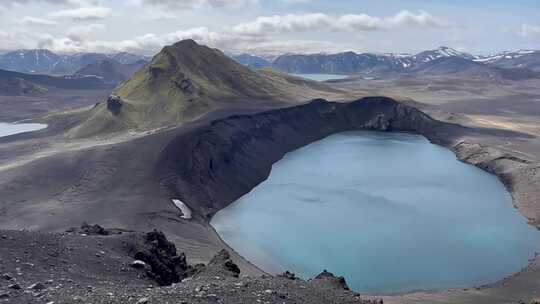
0,97,453,236
156,97,452,219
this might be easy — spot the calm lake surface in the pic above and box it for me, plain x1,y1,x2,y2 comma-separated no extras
292,73,349,81
211,131,540,294
0,122,47,138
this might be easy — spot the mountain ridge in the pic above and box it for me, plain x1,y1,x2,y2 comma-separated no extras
73,59,147,85
0,68,111,92
475,50,540,72
65,39,345,138
231,46,540,80
5,46,540,78
0,49,149,75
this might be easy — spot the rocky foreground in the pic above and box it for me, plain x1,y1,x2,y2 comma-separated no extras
0,226,381,304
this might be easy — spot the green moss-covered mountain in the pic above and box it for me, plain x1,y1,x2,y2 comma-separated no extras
67,40,346,138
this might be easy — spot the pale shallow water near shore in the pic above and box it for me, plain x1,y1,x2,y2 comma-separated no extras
211,131,540,294
0,122,47,138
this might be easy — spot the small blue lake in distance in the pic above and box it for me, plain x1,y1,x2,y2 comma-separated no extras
291,74,349,81
211,131,540,294
0,122,47,138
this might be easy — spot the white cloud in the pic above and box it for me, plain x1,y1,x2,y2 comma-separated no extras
18,16,58,26
49,6,111,21
0,28,52,51
0,0,94,9
234,13,332,35
233,10,448,36
66,23,103,41
387,10,444,27
140,0,257,10
519,24,540,37
0,7,453,55
30,26,338,55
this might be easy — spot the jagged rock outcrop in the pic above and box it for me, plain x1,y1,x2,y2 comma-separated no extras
208,249,241,277
126,230,189,285
191,249,241,279
65,222,128,235
311,270,350,290
107,95,123,115
0,229,382,303
79,222,109,235
279,271,298,280
174,77,195,94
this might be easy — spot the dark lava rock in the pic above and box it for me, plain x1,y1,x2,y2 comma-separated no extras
28,282,46,291
66,222,111,236
204,249,241,278
129,230,188,286
107,95,123,115
8,284,22,290
174,78,195,94
137,298,149,304
81,222,110,235
0,293,9,299
312,270,350,291
149,66,163,79
279,271,297,280
2,273,13,280
185,263,206,277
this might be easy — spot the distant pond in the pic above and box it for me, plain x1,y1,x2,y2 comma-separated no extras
0,122,47,138
211,131,540,294
291,73,349,81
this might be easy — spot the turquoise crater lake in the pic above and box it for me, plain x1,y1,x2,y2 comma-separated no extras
211,131,540,294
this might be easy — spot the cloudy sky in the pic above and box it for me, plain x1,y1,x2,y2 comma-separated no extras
0,0,539,56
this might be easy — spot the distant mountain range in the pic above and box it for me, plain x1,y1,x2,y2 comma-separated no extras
232,47,540,80
475,50,540,72
0,76,48,96
73,59,147,85
0,50,151,94
0,49,150,75
1,47,538,92
0,68,112,96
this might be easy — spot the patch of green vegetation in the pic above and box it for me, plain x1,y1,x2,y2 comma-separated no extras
65,39,349,138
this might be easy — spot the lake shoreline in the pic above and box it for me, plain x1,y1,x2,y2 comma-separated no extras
209,130,538,294
155,97,539,302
